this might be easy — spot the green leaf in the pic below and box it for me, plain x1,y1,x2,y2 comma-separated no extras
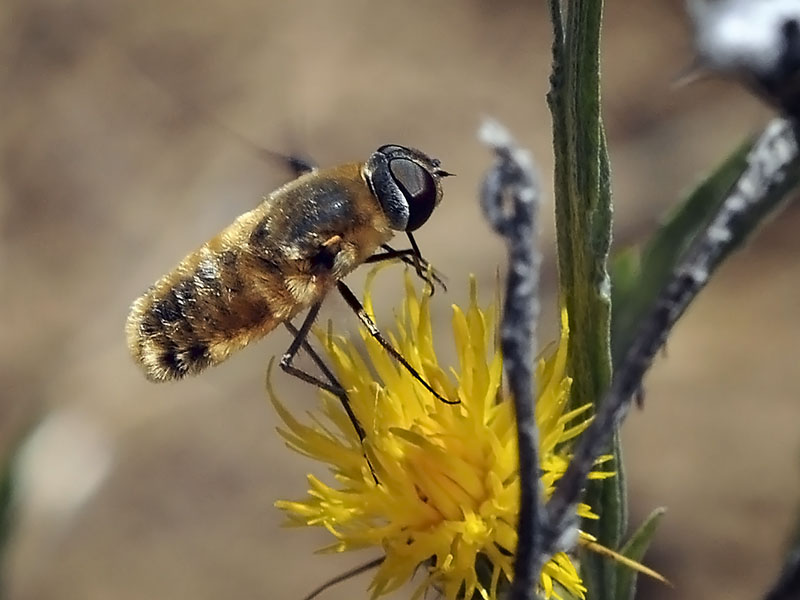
614,507,667,600
610,138,753,366
547,2,622,599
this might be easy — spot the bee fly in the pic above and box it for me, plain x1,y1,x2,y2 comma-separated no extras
126,144,456,441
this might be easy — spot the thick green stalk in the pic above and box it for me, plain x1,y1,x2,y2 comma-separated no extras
547,2,624,598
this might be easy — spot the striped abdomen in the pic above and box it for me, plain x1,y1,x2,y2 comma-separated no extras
126,226,298,381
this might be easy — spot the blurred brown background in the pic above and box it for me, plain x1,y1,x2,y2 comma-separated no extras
2,0,799,599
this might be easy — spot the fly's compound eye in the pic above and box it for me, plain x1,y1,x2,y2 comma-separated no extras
365,145,445,232
377,144,406,155
387,158,437,232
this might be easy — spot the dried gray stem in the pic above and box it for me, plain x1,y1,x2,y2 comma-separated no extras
544,118,800,550
478,119,543,600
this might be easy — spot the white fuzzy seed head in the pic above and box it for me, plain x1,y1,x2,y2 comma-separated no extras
692,0,800,76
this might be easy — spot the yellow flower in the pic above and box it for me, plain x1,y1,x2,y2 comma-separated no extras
272,272,611,600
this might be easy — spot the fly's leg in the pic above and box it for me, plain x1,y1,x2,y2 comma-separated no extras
279,303,378,481
405,232,433,294
336,280,459,405
279,302,365,442
364,244,447,293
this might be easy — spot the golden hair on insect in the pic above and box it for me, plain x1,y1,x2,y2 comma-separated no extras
126,144,455,439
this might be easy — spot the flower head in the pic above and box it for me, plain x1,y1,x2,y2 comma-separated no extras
272,272,611,600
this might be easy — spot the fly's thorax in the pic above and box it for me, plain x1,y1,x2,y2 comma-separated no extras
246,163,393,271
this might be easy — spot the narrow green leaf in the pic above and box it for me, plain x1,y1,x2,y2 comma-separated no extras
609,248,640,310
610,138,753,366
614,507,667,600
547,2,621,599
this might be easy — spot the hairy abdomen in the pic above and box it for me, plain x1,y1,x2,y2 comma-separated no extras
126,227,299,381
